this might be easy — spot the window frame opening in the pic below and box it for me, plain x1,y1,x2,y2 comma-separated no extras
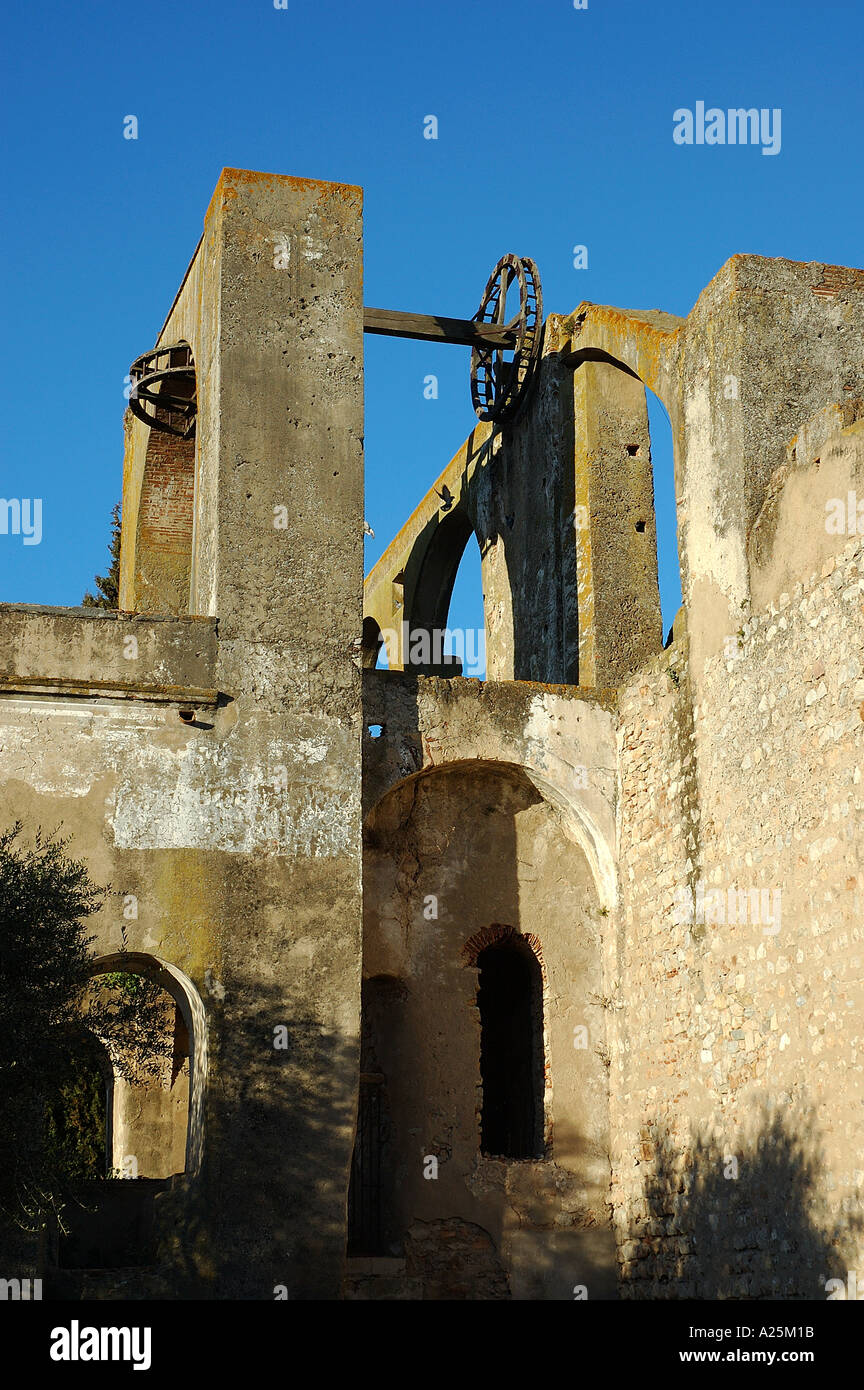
476,933,545,1160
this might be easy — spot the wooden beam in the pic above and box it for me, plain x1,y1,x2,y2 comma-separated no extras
363,307,518,349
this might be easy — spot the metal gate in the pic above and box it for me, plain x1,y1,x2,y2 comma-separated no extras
347,1072,384,1255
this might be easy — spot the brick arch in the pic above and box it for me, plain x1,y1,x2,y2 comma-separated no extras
461,923,552,1152
461,922,548,987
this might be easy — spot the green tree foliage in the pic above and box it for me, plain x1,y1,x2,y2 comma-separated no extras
0,823,172,1233
43,1033,108,1184
82,501,121,609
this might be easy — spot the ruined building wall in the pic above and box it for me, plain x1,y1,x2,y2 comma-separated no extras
362,252,864,1300
363,350,663,690
0,168,366,1300
360,761,615,1299
3,161,863,1301
609,412,864,1298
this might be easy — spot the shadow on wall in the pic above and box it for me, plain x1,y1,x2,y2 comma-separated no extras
630,1108,861,1300
49,983,359,1300
176,998,359,1301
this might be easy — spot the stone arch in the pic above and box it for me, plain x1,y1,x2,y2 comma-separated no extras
364,310,685,685
364,425,500,673
89,952,207,1178
409,504,476,635
365,753,617,912
404,504,486,675
556,306,682,426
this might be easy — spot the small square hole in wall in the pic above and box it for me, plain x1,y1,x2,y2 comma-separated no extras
634,520,646,533
367,724,384,739
626,444,640,457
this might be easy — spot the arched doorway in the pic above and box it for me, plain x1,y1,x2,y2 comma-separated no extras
54,955,206,1272
355,759,615,1297
89,952,207,1179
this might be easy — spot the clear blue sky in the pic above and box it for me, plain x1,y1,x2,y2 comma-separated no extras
2,0,862,659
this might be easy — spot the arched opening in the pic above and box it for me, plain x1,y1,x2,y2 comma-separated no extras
645,389,682,644
53,956,206,1272
407,506,483,677
89,952,207,1179
108,980,190,1182
55,967,184,1272
476,932,544,1159
443,530,486,678
360,616,384,669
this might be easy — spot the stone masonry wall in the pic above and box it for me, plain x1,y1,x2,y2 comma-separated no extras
610,534,864,1298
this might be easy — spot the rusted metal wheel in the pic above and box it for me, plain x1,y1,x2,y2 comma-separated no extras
128,342,197,439
470,255,543,424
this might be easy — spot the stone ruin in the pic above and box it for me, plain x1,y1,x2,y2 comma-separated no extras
1,167,862,1299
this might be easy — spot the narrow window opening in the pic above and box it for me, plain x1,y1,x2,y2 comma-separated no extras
477,936,544,1159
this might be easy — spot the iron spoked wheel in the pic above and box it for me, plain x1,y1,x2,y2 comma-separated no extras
470,254,543,425
128,342,197,439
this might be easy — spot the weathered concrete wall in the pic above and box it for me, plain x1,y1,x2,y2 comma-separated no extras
362,673,618,907
0,604,218,696
554,256,864,681
0,602,358,1295
749,407,864,613
360,255,864,1301
1,169,366,1300
569,361,662,686
194,170,365,1299
360,763,615,1299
